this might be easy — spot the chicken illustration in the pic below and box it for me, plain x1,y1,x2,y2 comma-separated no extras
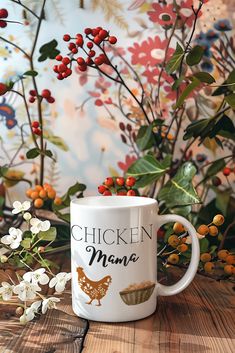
76,267,112,306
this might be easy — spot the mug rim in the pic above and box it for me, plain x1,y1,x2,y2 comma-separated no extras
71,196,158,209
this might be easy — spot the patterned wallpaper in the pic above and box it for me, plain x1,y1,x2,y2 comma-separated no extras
0,0,234,199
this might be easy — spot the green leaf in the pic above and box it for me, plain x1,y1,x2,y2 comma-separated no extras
213,69,235,96
44,149,53,158
166,43,184,74
45,135,69,151
200,238,209,253
158,162,201,208
215,191,230,215
175,78,201,108
205,159,226,177
38,39,60,62
172,75,185,91
225,93,235,108
26,148,40,159
53,181,87,211
136,125,154,151
127,155,170,182
23,70,38,77
192,72,215,84
38,227,57,241
21,238,31,249
183,119,208,140
186,45,204,66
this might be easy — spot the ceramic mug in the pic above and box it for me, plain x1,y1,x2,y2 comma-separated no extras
71,196,199,322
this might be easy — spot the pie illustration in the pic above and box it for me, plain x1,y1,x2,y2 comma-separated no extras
119,281,155,305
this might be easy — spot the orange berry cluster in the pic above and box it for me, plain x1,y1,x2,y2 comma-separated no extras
197,214,224,237
202,250,235,276
26,183,62,208
166,222,188,265
98,176,137,196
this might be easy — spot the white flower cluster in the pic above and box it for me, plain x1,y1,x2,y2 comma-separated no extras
0,201,71,324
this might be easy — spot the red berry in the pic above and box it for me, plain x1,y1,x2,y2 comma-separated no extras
108,36,117,44
65,68,72,76
98,185,107,194
95,99,103,106
63,34,70,41
31,121,39,128
99,29,108,39
99,53,109,64
94,56,104,66
46,96,55,104
127,190,136,196
33,128,41,135
212,176,222,187
0,83,8,96
0,20,7,28
53,65,59,73
84,28,92,35
88,50,96,57
96,27,103,31
116,177,125,186
57,73,64,80
29,96,35,103
77,57,85,65
68,42,76,50
103,190,112,196
87,42,93,49
104,177,114,187
0,9,8,18
72,48,78,54
94,36,102,45
29,89,37,96
92,28,100,36
76,37,84,47
58,63,68,73
117,191,127,196
78,65,87,72
86,57,93,65
223,167,231,176
125,177,136,187
62,57,70,65
41,89,51,99
55,54,62,61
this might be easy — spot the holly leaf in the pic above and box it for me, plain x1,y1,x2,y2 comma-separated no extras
186,45,204,66
158,162,201,208
127,155,171,187
166,43,184,74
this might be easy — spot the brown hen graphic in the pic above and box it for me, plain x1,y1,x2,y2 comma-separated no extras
76,267,112,306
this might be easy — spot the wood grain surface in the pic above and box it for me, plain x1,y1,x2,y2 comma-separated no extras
0,264,234,353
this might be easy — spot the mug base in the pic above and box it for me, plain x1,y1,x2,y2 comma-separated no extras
72,304,157,323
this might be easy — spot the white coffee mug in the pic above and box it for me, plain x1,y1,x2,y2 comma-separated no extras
71,196,199,322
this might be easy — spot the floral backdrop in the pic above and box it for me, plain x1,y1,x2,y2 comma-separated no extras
0,0,235,198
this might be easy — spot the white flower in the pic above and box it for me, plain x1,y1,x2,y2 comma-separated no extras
20,301,41,324
13,280,41,301
12,201,31,214
1,227,22,249
23,212,32,221
0,282,13,300
49,272,72,293
42,297,60,314
30,218,50,235
23,268,49,285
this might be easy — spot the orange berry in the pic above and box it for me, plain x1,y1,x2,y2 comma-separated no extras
43,183,52,190
197,224,209,236
200,253,212,263
39,189,47,199
177,244,188,253
204,262,215,273
173,222,185,234
226,255,235,265
224,265,234,275
35,184,43,191
34,198,44,208
167,254,179,264
208,225,218,236
213,214,224,226
47,189,56,199
181,237,187,243
30,191,39,200
26,188,33,197
217,249,229,261
54,197,62,206
168,235,180,247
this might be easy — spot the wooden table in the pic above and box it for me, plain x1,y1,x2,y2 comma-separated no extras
0,266,234,353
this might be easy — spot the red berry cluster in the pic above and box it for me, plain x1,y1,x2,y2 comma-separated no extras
54,27,117,80
98,177,137,196
29,89,55,104
0,9,8,28
31,121,41,135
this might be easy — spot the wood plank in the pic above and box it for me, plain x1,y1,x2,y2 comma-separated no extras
82,274,235,353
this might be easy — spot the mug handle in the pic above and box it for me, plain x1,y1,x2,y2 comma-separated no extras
156,214,200,296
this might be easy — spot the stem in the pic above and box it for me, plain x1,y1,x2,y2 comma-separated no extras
0,36,29,58
10,0,40,19
218,220,235,251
